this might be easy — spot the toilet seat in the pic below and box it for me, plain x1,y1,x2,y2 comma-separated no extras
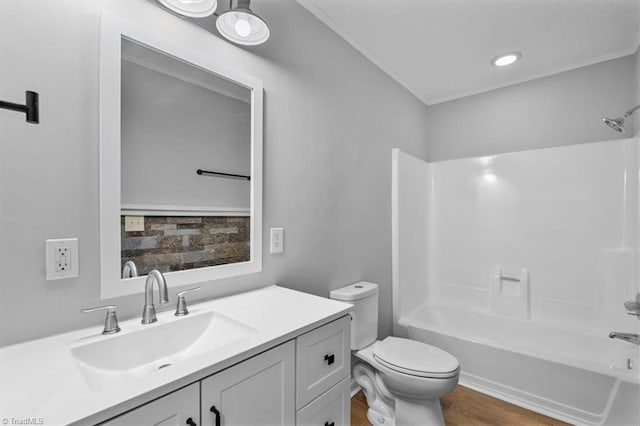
372,337,460,379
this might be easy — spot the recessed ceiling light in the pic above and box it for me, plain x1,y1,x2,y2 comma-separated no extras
154,0,218,18
491,52,522,67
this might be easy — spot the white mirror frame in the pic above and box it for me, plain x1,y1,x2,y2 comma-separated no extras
99,12,263,299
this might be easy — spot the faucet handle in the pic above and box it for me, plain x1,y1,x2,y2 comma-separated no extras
82,305,121,335
175,287,201,316
624,293,640,318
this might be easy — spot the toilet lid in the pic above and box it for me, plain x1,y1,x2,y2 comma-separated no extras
373,337,460,379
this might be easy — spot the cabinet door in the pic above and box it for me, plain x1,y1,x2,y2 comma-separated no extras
201,341,295,426
101,383,199,426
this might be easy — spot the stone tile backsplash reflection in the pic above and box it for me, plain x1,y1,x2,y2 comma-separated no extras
121,216,250,276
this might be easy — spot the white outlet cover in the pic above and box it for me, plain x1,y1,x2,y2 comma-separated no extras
46,238,79,280
270,227,284,254
124,215,145,232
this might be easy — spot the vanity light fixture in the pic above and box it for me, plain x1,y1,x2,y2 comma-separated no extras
216,0,270,46
491,52,522,67
154,0,218,18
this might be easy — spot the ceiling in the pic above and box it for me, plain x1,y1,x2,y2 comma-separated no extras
298,0,640,105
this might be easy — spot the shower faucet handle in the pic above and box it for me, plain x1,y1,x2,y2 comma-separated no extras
82,305,121,335
175,287,201,316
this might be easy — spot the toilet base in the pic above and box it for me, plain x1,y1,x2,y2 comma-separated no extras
362,392,445,426
395,397,444,426
354,361,448,426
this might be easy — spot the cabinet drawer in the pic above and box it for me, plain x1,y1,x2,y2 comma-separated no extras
296,315,350,409
296,377,350,426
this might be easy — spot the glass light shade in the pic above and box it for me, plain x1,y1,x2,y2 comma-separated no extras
216,8,270,46
155,0,218,18
491,52,522,67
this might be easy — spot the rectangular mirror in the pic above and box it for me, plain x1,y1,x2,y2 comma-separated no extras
100,13,263,299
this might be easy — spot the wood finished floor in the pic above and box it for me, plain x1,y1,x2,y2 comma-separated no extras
350,385,569,426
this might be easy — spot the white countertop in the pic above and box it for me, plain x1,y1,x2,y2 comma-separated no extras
0,286,352,425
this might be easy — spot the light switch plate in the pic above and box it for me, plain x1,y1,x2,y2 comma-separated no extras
124,215,145,232
270,227,284,254
46,238,79,280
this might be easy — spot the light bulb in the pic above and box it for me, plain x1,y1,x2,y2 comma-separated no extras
491,52,522,67
234,18,252,37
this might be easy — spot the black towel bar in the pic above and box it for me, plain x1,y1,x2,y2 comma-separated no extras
0,91,39,124
196,169,250,180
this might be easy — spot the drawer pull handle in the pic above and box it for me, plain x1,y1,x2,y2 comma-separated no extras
325,422,335,426
210,405,221,426
324,354,335,365
186,418,197,426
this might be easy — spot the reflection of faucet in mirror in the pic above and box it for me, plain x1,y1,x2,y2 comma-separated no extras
141,270,169,324
122,260,138,279
609,332,640,345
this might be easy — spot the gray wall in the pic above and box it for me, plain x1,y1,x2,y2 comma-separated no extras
425,54,638,161
0,0,428,345
634,48,640,135
121,60,251,209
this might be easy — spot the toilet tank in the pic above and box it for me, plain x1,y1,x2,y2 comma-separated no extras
330,282,378,350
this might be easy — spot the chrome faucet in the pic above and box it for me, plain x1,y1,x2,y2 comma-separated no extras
141,270,169,324
609,332,640,345
122,260,138,279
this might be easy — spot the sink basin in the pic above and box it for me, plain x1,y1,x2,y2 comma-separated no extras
71,311,256,390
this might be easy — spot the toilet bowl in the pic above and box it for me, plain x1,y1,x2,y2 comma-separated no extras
330,282,459,426
354,337,459,426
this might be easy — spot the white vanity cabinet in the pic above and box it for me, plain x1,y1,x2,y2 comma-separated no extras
201,341,296,426
101,383,200,426
100,315,350,426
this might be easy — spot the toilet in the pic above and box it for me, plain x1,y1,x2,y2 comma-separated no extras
330,282,459,426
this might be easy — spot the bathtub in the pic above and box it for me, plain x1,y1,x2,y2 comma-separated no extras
397,303,640,426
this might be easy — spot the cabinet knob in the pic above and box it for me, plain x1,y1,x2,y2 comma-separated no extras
210,405,221,426
185,417,197,426
324,354,335,365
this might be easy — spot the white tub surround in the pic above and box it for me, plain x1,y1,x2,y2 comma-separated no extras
0,286,352,425
400,305,640,425
392,138,640,425
394,138,639,333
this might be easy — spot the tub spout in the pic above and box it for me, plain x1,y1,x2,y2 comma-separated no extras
609,332,640,345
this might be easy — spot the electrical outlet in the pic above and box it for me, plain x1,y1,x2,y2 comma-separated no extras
124,215,145,232
55,246,71,272
270,227,284,254
46,238,79,280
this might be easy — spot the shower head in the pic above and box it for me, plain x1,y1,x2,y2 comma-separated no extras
603,105,640,133
603,116,625,133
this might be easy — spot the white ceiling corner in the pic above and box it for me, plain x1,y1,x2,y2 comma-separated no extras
298,0,640,106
